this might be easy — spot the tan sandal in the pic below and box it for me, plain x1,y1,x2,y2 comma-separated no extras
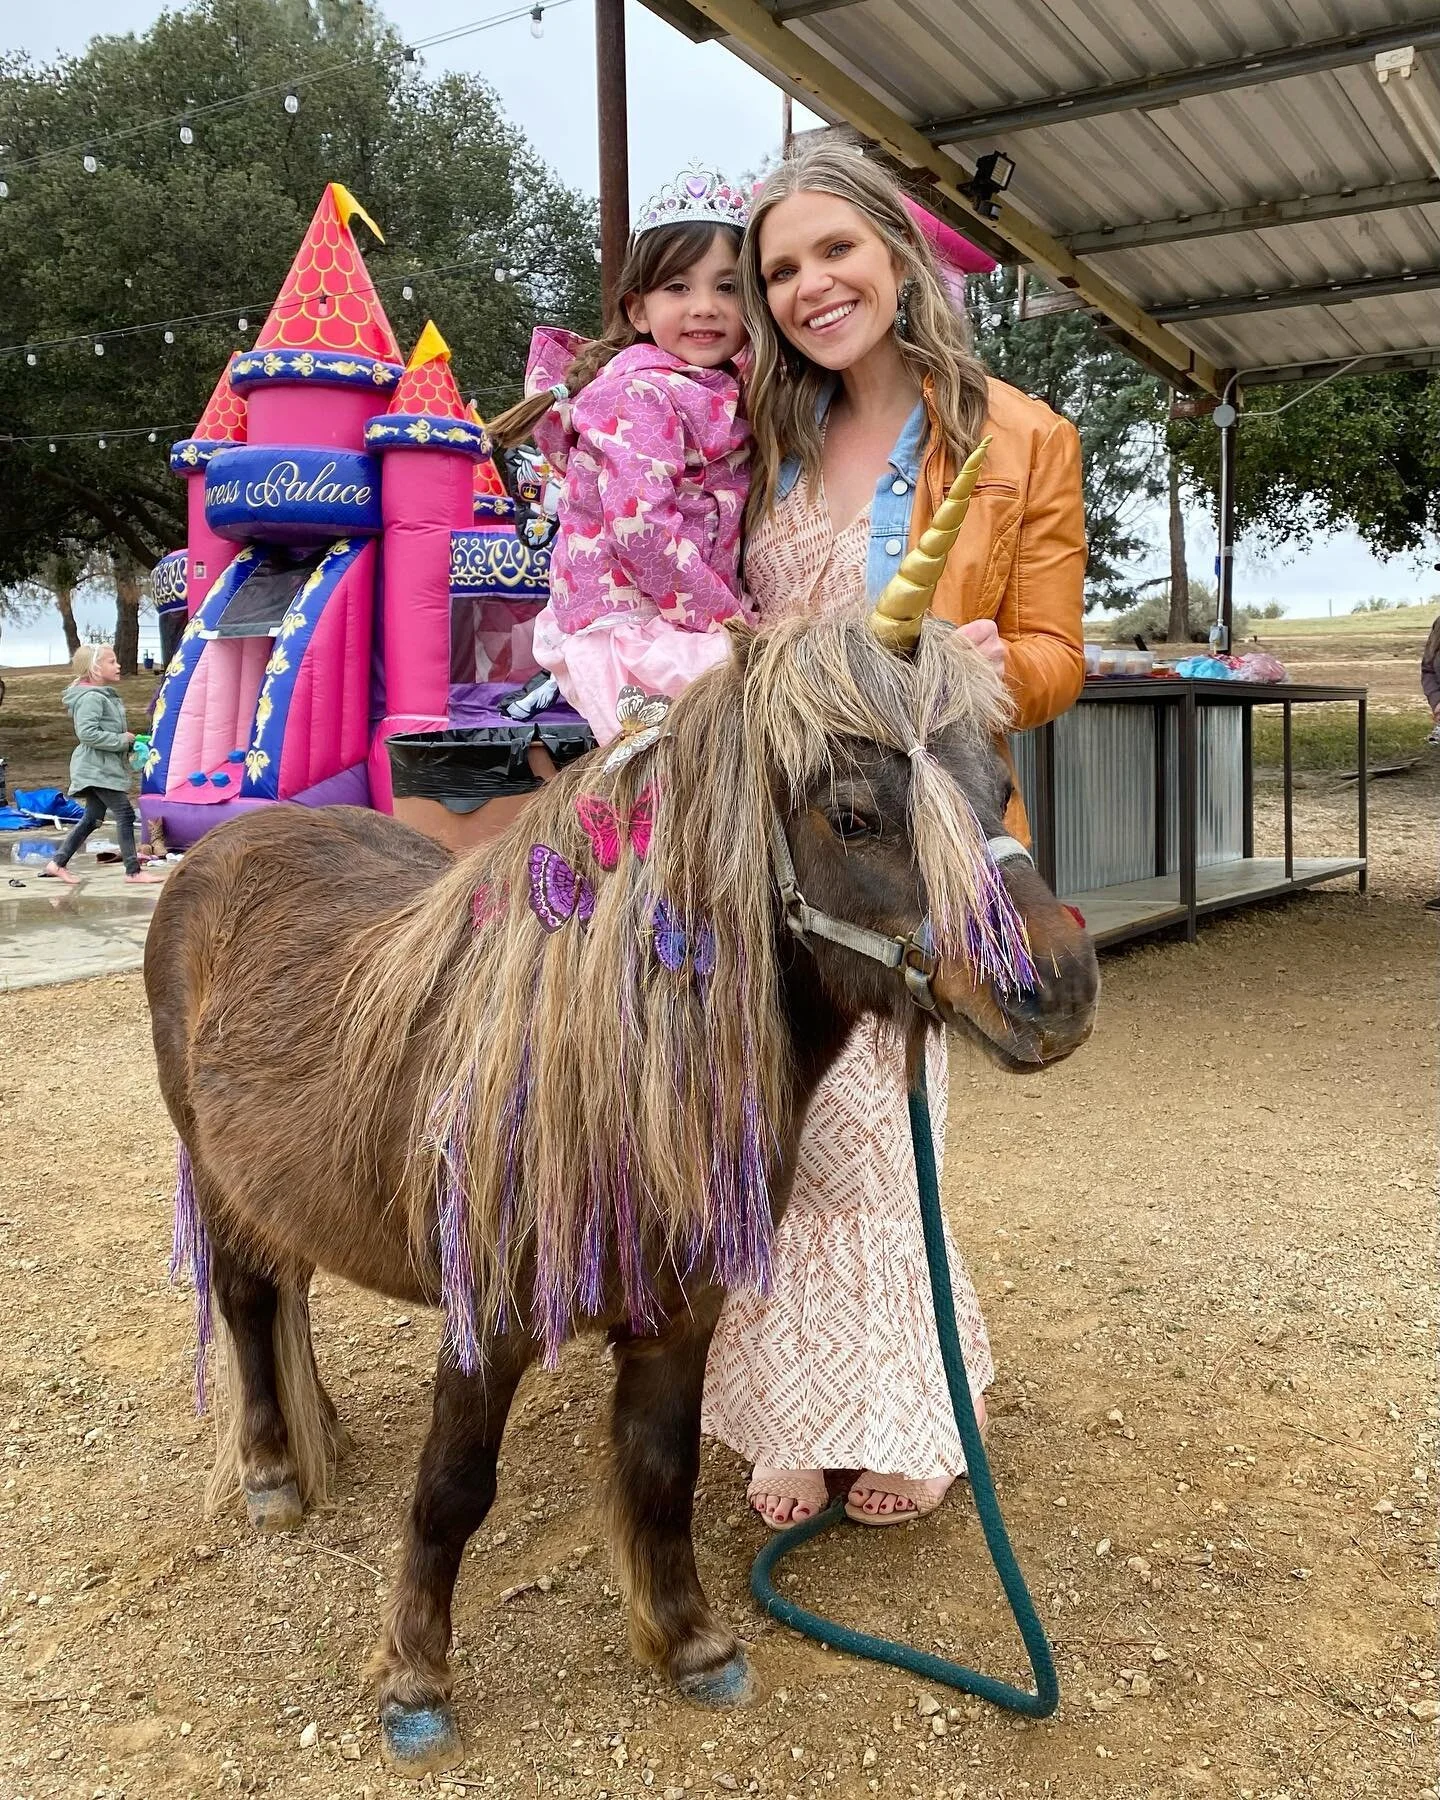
845,1472,951,1526
746,1466,828,1531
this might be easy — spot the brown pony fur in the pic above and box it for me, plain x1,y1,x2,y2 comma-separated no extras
332,609,1009,1348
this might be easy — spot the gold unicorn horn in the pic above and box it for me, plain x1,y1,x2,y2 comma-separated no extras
869,436,991,653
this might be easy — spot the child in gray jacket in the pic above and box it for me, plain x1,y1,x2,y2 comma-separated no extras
45,645,161,886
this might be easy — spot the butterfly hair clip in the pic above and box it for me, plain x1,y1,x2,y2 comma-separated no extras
575,783,654,871
652,897,716,978
602,686,672,775
528,844,595,933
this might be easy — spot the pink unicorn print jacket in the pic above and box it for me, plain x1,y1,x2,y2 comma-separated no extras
525,327,751,634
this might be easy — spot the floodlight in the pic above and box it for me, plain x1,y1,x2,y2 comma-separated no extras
1375,46,1440,178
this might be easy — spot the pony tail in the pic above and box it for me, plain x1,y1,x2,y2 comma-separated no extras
489,386,570,451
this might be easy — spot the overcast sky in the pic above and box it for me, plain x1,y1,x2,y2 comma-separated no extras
5,0,1435,639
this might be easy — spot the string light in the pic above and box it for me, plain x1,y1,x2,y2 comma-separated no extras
0,247,533,360
530,6,545,37
5,380,526,448
179,123,194,146
93,341,104,356
97,437,106,448
0,181,9,199
237,315,248,331
0,3,579,185
25,351,36,366
494,266,508,282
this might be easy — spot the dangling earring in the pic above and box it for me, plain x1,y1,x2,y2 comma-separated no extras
895,279,915,341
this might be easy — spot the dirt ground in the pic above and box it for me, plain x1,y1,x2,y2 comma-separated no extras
1,713,1436,1800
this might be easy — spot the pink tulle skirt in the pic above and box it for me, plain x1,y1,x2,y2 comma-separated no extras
532,606,734,744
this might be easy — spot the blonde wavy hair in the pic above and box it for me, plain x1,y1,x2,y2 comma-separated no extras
740,143,990,535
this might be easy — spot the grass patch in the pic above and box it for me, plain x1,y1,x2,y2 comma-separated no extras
1252,705,1432,772
1264,603,1439,637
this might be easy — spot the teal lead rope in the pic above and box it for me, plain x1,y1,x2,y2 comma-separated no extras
749,1065,1059,1717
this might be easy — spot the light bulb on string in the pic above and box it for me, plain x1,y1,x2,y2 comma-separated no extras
94,341,105,356
529,5,544,36
163,328,175,344
402,284,414,301
97,438,107,449
593,247,603,264
25,351,36,366
48,442,56,454
147,431,157,443
283,93,300,115
83,154,98,174
0,181,9,200
494,266,508,283
237,315,248,331
179,124,194,146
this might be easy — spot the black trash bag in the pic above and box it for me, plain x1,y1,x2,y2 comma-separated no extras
387,723,595,815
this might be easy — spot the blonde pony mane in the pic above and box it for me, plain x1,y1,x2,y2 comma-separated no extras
336,612,1009,1365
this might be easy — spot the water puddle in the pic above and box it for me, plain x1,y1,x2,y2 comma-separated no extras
1,884,161,991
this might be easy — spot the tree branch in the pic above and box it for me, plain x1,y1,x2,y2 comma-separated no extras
27,465,166,569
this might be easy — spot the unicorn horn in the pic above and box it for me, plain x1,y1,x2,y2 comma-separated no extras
869,437,991,653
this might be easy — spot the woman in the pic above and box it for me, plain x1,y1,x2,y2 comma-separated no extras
701,142,1086,1527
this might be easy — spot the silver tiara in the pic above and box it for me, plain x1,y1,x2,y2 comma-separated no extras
633,163,749,238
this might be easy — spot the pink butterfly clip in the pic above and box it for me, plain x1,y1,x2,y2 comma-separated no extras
602,685,672,775
527,844,595,933
575,783,655,871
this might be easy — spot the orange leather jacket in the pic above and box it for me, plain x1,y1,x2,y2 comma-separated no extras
912,376,1087,736
910,378,1087,843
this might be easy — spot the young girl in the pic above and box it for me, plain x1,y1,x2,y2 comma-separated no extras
490,164,752,742
44,644,162,887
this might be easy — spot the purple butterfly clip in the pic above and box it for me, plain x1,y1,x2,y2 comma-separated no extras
528,844,595,933
652,898,716,977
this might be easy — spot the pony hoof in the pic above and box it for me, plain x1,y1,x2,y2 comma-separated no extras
244,1481,303,1533
380,1701,463,1774
677,1653,754,1709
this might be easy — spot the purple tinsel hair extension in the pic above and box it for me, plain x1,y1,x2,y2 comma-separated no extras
532,1208,572,1372
963,852,1039,994
168,1144,213,1414
613,931,656,1332
437,1077,481,1375
493,1032,534,1337
577,1164,607,1317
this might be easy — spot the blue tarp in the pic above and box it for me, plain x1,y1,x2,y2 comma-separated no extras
11,787,83,823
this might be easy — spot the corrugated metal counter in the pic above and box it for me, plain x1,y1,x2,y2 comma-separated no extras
1011,679,1368,947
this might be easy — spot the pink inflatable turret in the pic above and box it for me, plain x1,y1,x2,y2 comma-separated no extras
364,322,495,808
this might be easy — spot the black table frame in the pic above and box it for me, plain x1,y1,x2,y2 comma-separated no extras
1027,679,1368,948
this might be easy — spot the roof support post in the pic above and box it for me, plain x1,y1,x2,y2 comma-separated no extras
672,0,1222,393
597,0,631,325
1216,403,1238,655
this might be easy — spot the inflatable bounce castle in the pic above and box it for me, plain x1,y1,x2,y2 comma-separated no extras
142,183,578,849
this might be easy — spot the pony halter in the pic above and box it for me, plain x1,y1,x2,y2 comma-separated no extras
768,814,1032,1015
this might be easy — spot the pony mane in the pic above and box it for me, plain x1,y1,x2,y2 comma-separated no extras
335,611,1010,1367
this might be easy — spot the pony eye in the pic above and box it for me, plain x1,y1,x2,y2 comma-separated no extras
830,810,879,841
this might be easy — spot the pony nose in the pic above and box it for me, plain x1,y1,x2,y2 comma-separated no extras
1001,952,1098,1054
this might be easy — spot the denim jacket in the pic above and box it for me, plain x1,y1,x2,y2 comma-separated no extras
774,387,927,602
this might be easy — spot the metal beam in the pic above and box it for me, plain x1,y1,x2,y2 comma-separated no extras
768,0,863,18
926,17,1440,144
1068,177,1440,254
655,0,1223,393
1238,345,1440,386
1152,266,1440,322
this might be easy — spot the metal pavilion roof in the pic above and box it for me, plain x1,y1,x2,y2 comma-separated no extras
641,0,1440,395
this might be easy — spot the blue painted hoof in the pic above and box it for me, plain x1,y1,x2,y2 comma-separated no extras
244,1480,303,1533
678,1653,754,1708
380,1701,463,1775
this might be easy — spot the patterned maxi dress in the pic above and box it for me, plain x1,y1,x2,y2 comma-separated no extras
700,474,994,1481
